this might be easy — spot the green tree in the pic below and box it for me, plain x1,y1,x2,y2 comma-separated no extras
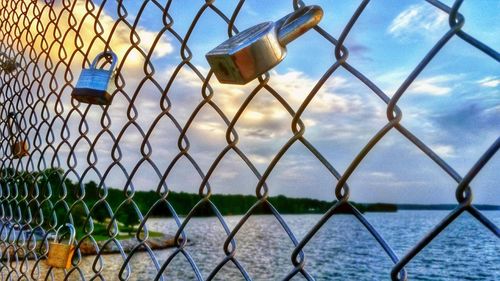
84,181,99,201
71,204,87,227
116,204,140,235
91,201,112,223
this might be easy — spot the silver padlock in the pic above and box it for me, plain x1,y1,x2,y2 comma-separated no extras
206,5,323,85
72,51,118,105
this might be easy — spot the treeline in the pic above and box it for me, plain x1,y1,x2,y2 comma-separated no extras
78,181,338,218
1,168,397,231
126,192,398,217
69,180,398,218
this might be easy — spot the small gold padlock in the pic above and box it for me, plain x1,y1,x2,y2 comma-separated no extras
12,140,29,159
7,112,29,159
47,223,76,269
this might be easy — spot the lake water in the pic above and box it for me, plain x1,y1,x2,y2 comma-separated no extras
39,211,499,280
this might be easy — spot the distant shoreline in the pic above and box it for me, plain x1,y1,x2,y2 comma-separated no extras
24,171,499,221
396,204,500,211
80,184,500,217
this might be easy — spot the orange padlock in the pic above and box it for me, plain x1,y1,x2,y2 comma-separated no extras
12,140,29,159
7,112,29,159
46,223,76,269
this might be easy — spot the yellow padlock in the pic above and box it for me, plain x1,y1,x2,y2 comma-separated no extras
46,223,76,269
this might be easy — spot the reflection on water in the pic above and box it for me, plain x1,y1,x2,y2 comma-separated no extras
32,211,499,280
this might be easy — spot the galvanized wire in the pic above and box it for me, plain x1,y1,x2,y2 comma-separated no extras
0,0,498,280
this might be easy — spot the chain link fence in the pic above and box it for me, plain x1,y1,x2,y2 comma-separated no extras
0,0,498,280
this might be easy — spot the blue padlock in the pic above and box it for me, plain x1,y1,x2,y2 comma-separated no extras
72,51,118,105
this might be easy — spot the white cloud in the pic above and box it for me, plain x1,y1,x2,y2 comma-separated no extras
166,67,360,141
477,76,500,88
431,144,456,158
359,171,426,189
375,68,408,96
268,70,351,113
408,75,460,96
483,104,500,116
39,1,175,64
135,27,174,58
375,71,461,97
388,4,448,39
369,172,395,179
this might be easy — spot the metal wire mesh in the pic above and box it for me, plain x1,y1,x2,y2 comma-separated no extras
0,0,498,280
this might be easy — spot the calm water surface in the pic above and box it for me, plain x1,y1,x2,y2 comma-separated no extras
47,211,499,280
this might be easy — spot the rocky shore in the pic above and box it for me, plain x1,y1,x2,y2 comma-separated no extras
78,235,181,255
0,235,182,259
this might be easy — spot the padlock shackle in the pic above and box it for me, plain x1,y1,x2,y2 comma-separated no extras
276,5,323,46
54,223,76,245
90,51,118,71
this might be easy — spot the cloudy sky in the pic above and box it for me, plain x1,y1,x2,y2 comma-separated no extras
8,0,499,204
